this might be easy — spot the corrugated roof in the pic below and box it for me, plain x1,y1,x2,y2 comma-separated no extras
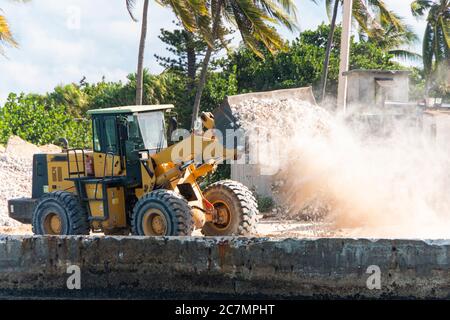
87,104,174,115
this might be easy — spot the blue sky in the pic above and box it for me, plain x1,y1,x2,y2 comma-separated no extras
0,0,426,104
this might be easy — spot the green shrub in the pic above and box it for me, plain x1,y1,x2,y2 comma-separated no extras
200,164,231,189
0,93,91,148
257,195,274,212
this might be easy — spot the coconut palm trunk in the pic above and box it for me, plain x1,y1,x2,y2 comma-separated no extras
136,0,149,105
191,0,222,129
190,49,212,129
319,0,339,101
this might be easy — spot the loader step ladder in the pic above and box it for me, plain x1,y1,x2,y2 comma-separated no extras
91,151,117,202
66,148,86,178
66,152,124,222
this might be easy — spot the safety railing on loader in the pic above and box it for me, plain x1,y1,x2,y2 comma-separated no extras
66,148,86,178
91,151,117,202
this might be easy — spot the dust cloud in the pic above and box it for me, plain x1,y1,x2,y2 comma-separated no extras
232,98,450,238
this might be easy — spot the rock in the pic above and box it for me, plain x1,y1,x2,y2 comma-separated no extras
39,144,62,153
5,136,41,160
0,137,35,226
0,151,32,226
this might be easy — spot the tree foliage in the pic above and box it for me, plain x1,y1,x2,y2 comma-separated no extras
155,25,209,79
222,24,402,98
411,0,449,96
0,93,90,147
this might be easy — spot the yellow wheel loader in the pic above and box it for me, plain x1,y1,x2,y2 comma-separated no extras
7,104,259,236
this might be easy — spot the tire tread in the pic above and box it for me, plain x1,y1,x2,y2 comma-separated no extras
202,180,259,236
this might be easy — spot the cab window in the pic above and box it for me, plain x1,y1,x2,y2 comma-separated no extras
104,117,118,153
92,118,101,152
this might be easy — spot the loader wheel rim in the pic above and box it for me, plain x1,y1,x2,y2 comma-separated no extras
143,209,167,236
212,200,231,229
43,213,62,235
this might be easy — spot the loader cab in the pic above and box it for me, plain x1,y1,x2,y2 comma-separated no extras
87,105,175,185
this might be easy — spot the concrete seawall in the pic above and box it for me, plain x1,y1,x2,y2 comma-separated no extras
1,235,450,299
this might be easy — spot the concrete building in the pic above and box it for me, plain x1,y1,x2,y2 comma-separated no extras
343,69,411,111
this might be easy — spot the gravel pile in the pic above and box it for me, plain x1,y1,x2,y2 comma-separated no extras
0,151,32,226
230,98,331,139
231,97,333,220
0,136,61,227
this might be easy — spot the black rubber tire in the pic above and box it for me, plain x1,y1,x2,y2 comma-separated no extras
201,180,259,236
32,191,90,235
131,189,194,236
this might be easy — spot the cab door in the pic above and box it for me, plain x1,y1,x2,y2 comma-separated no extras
89,114,127,231
92,115,124,177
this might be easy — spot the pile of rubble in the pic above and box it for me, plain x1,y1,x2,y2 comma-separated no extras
0,136,61,226
231,97,333,221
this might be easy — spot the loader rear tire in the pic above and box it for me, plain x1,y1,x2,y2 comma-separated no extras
202,180,259,236
32,191,90,235
131,189,194,236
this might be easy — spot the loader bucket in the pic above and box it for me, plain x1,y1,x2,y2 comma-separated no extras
212,87,317,148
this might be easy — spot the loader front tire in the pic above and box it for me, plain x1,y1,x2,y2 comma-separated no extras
131,190,194,236
32,191,90,235
202,180,259,236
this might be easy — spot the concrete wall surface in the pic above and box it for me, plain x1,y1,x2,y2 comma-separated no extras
1,235,450,299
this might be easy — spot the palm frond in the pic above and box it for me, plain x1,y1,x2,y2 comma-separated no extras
0,14,18,56
125,0,138,21
435,19,448,63
423,22,435,74
255,0,299,31
389,49,422,62
228,0,286,57
324,0,337,21
368,0,405,32
411,0,433,17
159,0,210,36
439,14,450,49
352,0,380,36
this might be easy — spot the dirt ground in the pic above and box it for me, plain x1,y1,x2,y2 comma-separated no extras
0,217,342,238
0,224,32,235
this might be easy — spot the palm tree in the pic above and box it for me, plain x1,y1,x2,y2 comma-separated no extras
0,0,29,56
319,0,410,101
367,20,421,62
126,0,211,105
190,0,298,129
411,0,449,94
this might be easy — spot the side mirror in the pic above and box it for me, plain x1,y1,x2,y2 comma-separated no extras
57,138,69,151
168,116,178,140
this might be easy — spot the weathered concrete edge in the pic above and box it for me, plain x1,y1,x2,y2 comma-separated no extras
1,235,450,299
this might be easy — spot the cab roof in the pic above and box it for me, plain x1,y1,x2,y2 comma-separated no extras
87,104,174,115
